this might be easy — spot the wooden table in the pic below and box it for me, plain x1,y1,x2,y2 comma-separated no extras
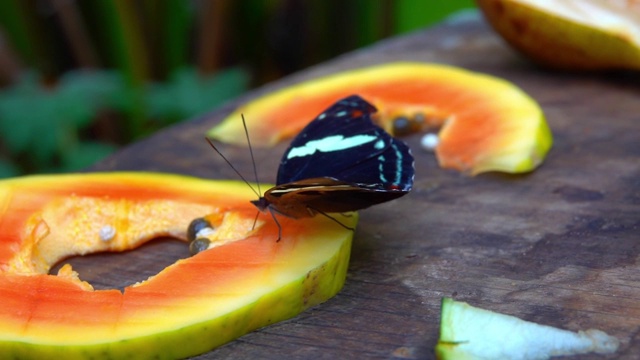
79,14,639,359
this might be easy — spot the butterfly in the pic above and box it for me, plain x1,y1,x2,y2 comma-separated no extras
249,95,414,239
207,95,414,241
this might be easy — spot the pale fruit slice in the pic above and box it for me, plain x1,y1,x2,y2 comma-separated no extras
477,0,640,70
436,298,619,360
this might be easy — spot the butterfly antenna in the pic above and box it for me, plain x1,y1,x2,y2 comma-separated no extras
241,114,262,196
205,137,261,198
240,114,266,230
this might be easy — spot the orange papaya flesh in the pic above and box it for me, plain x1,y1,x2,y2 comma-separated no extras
208,62,552,175
0,172,356,359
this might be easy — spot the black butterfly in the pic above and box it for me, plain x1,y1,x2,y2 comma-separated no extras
249,95,414,238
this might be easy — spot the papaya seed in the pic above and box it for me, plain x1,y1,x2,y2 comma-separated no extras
189,238,211,255
392,116,413,136
99,225,116,242
392,113,428,136
421,133,440,152
187,218,212,242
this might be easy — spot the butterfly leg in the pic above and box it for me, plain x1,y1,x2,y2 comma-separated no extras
268,207,283,242
251,210,260,231
310,208,355,232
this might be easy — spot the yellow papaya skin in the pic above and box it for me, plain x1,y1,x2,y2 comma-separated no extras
0,172,356,359
477,0,640,71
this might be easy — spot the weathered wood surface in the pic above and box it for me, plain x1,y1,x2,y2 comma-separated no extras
75,14,639,359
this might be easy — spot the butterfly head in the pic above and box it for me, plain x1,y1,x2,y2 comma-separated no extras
250,197,269,212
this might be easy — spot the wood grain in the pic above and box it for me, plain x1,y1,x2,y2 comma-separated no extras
71,14,640,359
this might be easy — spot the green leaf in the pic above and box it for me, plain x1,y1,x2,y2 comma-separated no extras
393,0,476,33
56,70,126,129
146,67,248,123
60,141,117,172
0,74,49,155
0,159,20,178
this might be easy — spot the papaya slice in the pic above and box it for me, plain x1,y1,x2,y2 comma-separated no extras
0,172,356,359
477,0,640,70
207,62,552,175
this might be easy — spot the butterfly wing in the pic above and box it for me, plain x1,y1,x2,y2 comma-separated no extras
276,95,414,192
264,177,410,218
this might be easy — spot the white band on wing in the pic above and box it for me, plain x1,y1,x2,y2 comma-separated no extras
286,134,378,159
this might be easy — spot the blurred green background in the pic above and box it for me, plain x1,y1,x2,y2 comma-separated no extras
0,0,475,178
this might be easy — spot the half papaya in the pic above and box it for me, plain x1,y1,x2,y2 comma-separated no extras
0,172,355,359
207,62,552,175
